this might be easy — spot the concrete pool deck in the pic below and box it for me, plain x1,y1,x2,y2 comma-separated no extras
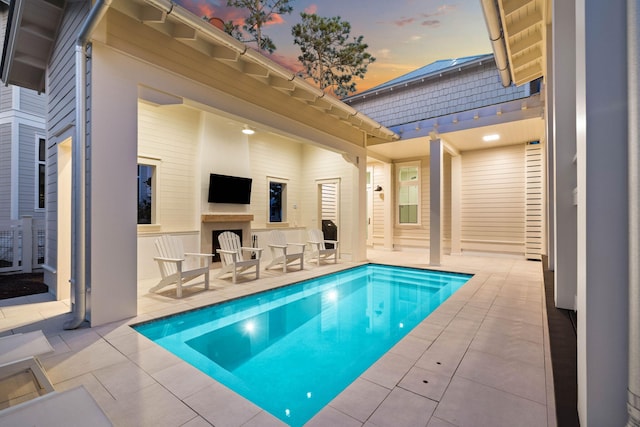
0,251,556,427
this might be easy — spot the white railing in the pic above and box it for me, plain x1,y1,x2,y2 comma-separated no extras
0,216,46,273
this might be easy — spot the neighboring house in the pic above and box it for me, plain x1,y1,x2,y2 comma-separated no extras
345,54,546,260
479,0,634,425
0,84,47,273
0,0,396,325
0,0,47,272
0,84,46,222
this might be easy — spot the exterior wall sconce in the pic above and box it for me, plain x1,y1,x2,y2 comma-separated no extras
374,185,383,192
242,125,255,135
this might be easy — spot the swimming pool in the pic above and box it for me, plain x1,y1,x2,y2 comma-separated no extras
133,264,471,426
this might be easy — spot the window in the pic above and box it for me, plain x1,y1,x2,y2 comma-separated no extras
138,165,153,224
37,137,46,209
397,163,420,224
268,178,287,223
137,156,161,227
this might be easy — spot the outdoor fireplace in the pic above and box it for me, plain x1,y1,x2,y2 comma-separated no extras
200,213,254,263
211,229,242,262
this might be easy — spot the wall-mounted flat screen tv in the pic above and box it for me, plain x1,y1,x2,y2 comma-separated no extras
208,173,252,204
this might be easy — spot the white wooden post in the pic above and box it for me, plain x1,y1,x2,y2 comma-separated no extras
430,138,443,266
21,216,33,273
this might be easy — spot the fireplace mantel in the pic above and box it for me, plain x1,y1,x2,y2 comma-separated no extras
201,213,254,223
200,213,253,257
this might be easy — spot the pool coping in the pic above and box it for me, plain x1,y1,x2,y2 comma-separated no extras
1,254,555,426
130,263,475,426
127,259,555,426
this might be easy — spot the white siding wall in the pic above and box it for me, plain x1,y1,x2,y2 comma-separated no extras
461,144,525,254
248,134,306,264
138,102,201,232
301,145,354,259
0,124,11,220
19,88,46,116
0,86,12,113
44,1,89,287
394,158,430,249
18,124,45,219
47,1,87,137
371,162,386,247
249,134,303,229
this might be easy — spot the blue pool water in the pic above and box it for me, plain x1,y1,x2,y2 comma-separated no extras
133,264,471,426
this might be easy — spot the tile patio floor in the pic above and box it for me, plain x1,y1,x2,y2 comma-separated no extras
0,250,556,427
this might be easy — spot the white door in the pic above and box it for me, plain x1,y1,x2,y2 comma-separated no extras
317,179,340,249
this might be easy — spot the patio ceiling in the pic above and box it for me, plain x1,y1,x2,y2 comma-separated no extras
367,89,545,161
367,115,545,161
0,0,65,93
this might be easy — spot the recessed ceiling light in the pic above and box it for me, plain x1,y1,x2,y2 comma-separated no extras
482,134,500,142
242,126,255,135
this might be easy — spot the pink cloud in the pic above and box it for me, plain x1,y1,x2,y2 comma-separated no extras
394,17,416,27
304,4,318,14
437,4,457,14
421,19,441,27
421,4,457,18
380,3,457,28
264,13,285,26
267,52,304,74
175,0,247,26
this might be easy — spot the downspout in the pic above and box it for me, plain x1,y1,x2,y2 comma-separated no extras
479,0,512,87
64,0,112,330
627,0,640,425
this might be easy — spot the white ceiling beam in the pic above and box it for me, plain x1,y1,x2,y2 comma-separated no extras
269,75,295,91
14,53,47,70
21,23,55,41
503,0,534,16
242,61,270,78
141,5,166,23
509,29,542,55
512,46,542,69
506,11,542,37
514,62,542,84
172,23,197,40
291,87,317,102
210,45,241,61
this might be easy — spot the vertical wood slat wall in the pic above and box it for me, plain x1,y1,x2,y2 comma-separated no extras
320,182,338,222
525,141,545,259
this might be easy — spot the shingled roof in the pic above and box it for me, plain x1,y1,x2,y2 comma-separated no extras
344,53,494,102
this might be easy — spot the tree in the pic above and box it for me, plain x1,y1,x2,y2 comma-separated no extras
292,13,375,97
224,0,294,53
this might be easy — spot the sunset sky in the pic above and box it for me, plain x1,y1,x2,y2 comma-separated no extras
174,0,492,93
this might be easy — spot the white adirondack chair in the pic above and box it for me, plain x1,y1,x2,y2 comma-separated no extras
215,231,262,283
150,235,211,298
307,228,339,265
265,230,305,272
